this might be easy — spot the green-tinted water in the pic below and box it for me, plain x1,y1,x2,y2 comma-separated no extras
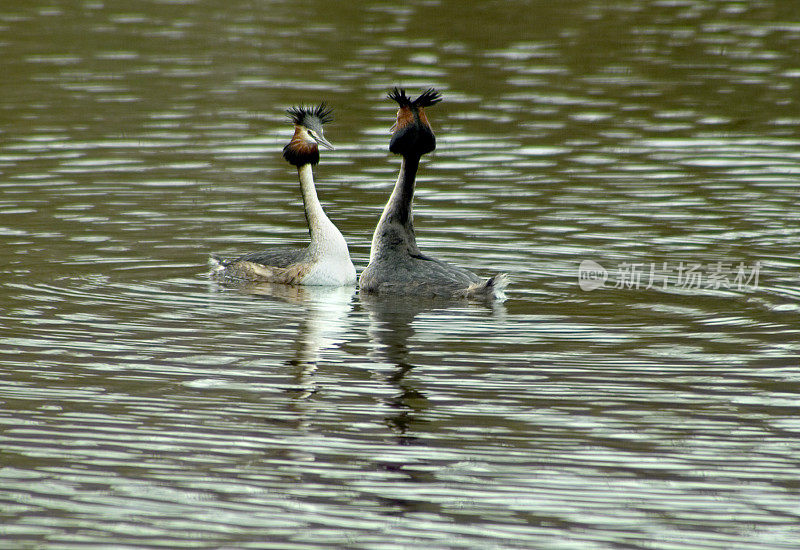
2,1,800,548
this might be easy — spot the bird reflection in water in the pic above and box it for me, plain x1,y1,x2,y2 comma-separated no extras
228,282,355,400
361,295,505,445
362,294,426,444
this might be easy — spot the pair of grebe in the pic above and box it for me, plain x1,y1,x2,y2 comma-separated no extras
210,88,507,299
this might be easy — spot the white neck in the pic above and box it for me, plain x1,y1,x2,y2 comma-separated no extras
298,164,349,259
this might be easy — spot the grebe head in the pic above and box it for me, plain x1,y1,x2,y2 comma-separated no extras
283,103,334,167
388,87,442,157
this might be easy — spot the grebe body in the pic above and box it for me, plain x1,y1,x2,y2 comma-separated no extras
211,104,356,286
359,89,507,299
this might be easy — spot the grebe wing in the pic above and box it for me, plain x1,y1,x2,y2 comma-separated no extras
225,260,309,285
224,247,307,269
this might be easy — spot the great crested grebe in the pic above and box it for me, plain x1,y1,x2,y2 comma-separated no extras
210,104,356,286
359,88,508,299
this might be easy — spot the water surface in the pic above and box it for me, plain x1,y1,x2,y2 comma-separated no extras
2,1,800,548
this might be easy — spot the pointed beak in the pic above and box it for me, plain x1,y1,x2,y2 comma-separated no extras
315,134,335,150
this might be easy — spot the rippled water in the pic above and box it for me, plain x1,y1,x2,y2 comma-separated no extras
2,1,800,548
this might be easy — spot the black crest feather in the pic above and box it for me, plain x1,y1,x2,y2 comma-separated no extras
286,103,334,126
388,87,442,108
388,87,412,107
413,88,442,107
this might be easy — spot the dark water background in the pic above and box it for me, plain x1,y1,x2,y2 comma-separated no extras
2,1,800,548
